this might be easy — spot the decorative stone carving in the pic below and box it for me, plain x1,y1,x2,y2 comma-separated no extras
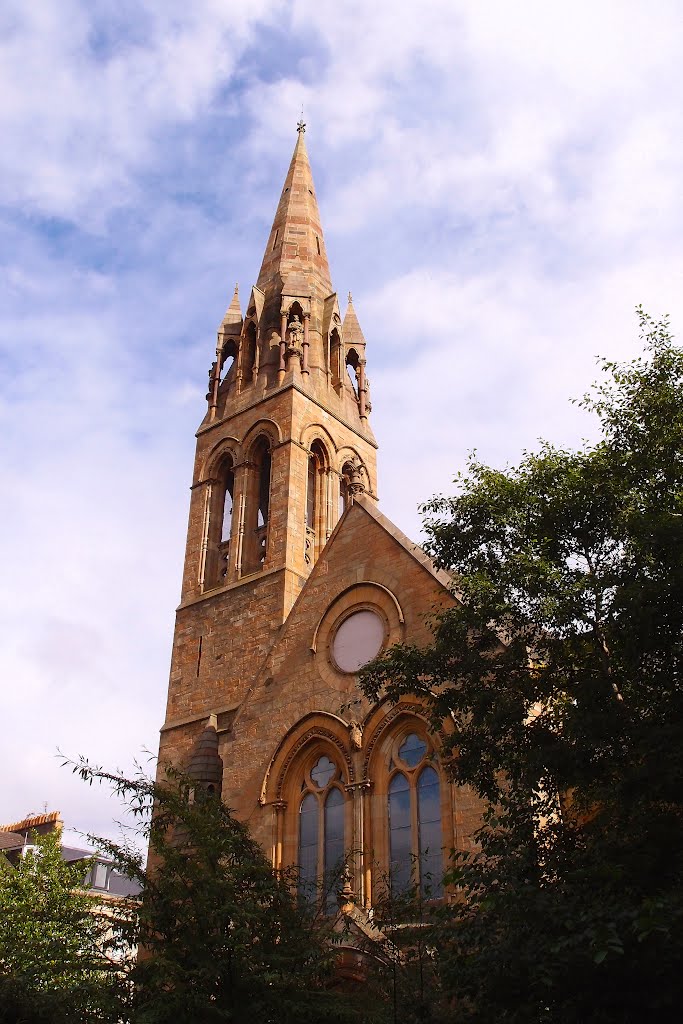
347,458,366,497
349,721,363,750
287,314,304,352
276,726,354,798
363,702,426,776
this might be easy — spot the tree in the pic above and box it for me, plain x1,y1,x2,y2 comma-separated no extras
70,760,388,1024
0,830,126,1024
361,309,683,1022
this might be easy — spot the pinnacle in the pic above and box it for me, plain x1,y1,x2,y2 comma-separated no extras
343,293,366,348
220,284,242,328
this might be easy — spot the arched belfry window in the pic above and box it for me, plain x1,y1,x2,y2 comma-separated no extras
305,441,328,566
220,339,237,387
243,436,271,574
243,321,257,384
221,468,234,544
204,455,235,589
388,732,444,898
346,347,360,398
330,328,342,392
298,754,347,912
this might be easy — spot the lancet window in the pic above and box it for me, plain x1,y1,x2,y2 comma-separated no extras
204,454,235,589
243,436,271,574
305,441,328,566
243,321,257,384
387,731,444,898
220,339,237,386
298,754,347,911
330,328,342,392
346,347,360,398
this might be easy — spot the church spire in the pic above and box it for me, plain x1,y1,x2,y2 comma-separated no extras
256,126,333,303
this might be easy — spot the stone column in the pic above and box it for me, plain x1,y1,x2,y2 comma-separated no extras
302,312,310,376
272,801,287,872
231,462,250,580
197,479,214,591
279,312,287,385
358,359,367,420
345,779,371,906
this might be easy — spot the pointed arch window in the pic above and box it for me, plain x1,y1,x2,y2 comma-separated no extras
346,348,360,399
257,449,271,529
298,754,347,911
388,732,443,898
218,339,237,400
221,471,234,543
204,455,235,589
330,328,342,393
243,321,257,384
305,441,328,566
243,437,271,574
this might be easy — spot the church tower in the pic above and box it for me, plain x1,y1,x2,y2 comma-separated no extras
159,127,484,911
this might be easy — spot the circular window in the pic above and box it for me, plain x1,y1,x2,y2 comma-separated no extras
332,609,385,673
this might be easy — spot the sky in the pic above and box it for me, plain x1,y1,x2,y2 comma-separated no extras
2,0,682,847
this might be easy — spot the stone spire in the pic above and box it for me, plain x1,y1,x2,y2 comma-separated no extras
255,126,333,305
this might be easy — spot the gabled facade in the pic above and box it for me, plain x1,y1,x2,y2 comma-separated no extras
158,126,485,908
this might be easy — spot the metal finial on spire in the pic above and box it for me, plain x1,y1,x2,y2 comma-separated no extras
348,291,353,303
296,118,306,134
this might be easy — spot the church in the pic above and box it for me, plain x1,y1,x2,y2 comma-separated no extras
157,124,485,910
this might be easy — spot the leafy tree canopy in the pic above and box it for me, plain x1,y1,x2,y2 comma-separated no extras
361,309,683,1022
70,760,386,1024
0,829,125,1024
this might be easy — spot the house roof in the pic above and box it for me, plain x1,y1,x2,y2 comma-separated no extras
0,831,23,850
0,811,62,833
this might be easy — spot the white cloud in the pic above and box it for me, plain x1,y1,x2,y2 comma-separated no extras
2,0,682,840
0,0,278,222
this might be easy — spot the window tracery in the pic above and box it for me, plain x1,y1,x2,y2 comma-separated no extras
297,754,347,911
387,731,444,898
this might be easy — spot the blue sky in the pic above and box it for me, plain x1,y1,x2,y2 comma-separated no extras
2,0,682,844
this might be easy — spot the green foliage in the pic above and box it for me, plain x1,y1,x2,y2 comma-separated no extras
361,309,683,1022
0,830,125,1024
70,761,384,1024
368,872,452,1024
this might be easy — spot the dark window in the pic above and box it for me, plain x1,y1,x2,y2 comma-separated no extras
418,766,443,898
299,792,318,900
307,455,317,530
324,788,345,912
257,449,271,529
298,756,346,910
389,772,412,894
388,734,443,897
221,468,234,543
